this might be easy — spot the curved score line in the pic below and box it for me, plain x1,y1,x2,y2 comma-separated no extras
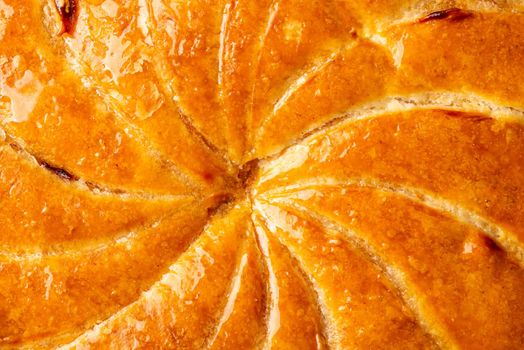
257,91,524,180
251,210,336,350
253,5,524,154
253,217,281,350
204,238,250,349
59,51,207,191
0,203,207,348
0,126,194,201
54,221,220,349
56,204,255,349
324,92,524,126
0,201,197,260
253,48,342,147
247,0,281,150
259,177,524,270
262,198,457,350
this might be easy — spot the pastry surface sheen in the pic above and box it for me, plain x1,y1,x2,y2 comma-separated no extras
1,0,524,349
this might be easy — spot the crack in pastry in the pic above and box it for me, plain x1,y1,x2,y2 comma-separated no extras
54,0,78,35
418,8,473,23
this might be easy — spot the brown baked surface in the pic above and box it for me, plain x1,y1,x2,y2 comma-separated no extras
1,0,524,349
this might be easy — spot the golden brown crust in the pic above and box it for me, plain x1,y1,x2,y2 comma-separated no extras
0,0,524,349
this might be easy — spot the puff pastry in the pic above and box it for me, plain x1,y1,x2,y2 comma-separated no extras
0,0,524,349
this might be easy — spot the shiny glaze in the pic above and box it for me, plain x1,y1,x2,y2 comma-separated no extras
0,0,523,349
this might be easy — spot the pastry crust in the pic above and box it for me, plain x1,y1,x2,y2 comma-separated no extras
0,0,523,349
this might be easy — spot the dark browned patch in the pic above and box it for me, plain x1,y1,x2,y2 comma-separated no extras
7,140,78,181
85,181,125,194
207,192,235,216
55,0,78,35
40,161,79,181
238,159,259,188
8,142,22,153
419,8,473,23
443,110,463,118
481,235,502,252
201,172,215,183
441,110,492,122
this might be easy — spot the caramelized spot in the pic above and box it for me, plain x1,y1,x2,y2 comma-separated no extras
7,142,78,181
206,192,235,216
8,142,22,153
443,110,463,118
419,8,473,23
238,159,259,188
202,172,215,183
40,161,78,181
444,110,492,122
481,235,502,252
55,0,78,35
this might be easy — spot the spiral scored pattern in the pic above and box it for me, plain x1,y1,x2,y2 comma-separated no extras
1,0,524,349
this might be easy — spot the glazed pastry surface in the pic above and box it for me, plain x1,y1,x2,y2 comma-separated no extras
0,0,524,349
